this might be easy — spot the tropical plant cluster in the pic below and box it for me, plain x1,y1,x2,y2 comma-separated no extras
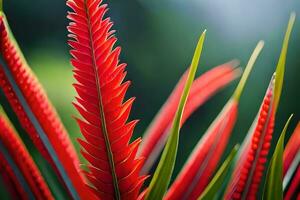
0,0,299,199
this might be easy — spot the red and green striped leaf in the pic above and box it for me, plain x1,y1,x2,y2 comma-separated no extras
139,61,241,174
67,0,145,199
0,107,53,199
145,30,206,200
283,122,300,199
165,41,264,200
283,122,300,176
0,12,90,199
284,163,300,200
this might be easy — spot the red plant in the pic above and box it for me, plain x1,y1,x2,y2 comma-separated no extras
67,0,146,199
0,1,297,200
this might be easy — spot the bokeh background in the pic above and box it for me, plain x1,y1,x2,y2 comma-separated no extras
0,0,299,198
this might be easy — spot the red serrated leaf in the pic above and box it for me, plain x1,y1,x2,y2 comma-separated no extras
67,0,144,199
139,62,240,174
225,77,275,199
0,114,53,199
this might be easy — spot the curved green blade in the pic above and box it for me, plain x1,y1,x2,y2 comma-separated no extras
198,145,239,200
274,13,295,113
145,30,206,200
263,114,293,200
232,41,264,102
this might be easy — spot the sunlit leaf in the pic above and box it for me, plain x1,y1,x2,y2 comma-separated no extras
274,13,296,113
145,30,206,200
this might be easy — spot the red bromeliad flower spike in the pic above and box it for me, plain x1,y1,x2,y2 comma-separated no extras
139,61,241,174
225,76,275,200
0,13,92,199
0,109,53,199
164,41,264,200
67,0,146,199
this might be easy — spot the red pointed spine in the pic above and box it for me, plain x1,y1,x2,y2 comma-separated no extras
283,122,300,175
139,63,239,173
67,0,145,199
165,99,238,200
0,114,53,199
225,78,275,200
0,16,93,199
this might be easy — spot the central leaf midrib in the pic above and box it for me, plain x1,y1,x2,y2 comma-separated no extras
84,2,120,199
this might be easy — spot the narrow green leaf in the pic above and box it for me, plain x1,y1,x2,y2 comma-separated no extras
145,30,206,200
198,144,239,200
0,0,2,12
263,114,293,200
232,41,264,101
274,13,295,112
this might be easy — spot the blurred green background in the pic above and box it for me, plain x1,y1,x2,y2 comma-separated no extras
0,0,300,197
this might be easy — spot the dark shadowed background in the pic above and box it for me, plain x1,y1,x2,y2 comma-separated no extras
0,0,299,198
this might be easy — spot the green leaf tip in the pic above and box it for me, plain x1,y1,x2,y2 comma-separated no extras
199,144,240,200
274,13,296,113
145,30,206,200
232,40,264,102
263,114,293,200
0,0,2,12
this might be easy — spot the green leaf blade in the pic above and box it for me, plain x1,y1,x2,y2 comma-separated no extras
274,13,295,113
232,40,264,102
145,30,206,200
199,144,239,200
263,114,293,200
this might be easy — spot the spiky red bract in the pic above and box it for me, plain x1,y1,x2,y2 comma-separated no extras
0,153,26,199
67,0,145,199
284,165,300,200
0,114,53,199
139,63,239,173
283,122,300,175
225,78,275,200
0,15,92,199
165,99,238,200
